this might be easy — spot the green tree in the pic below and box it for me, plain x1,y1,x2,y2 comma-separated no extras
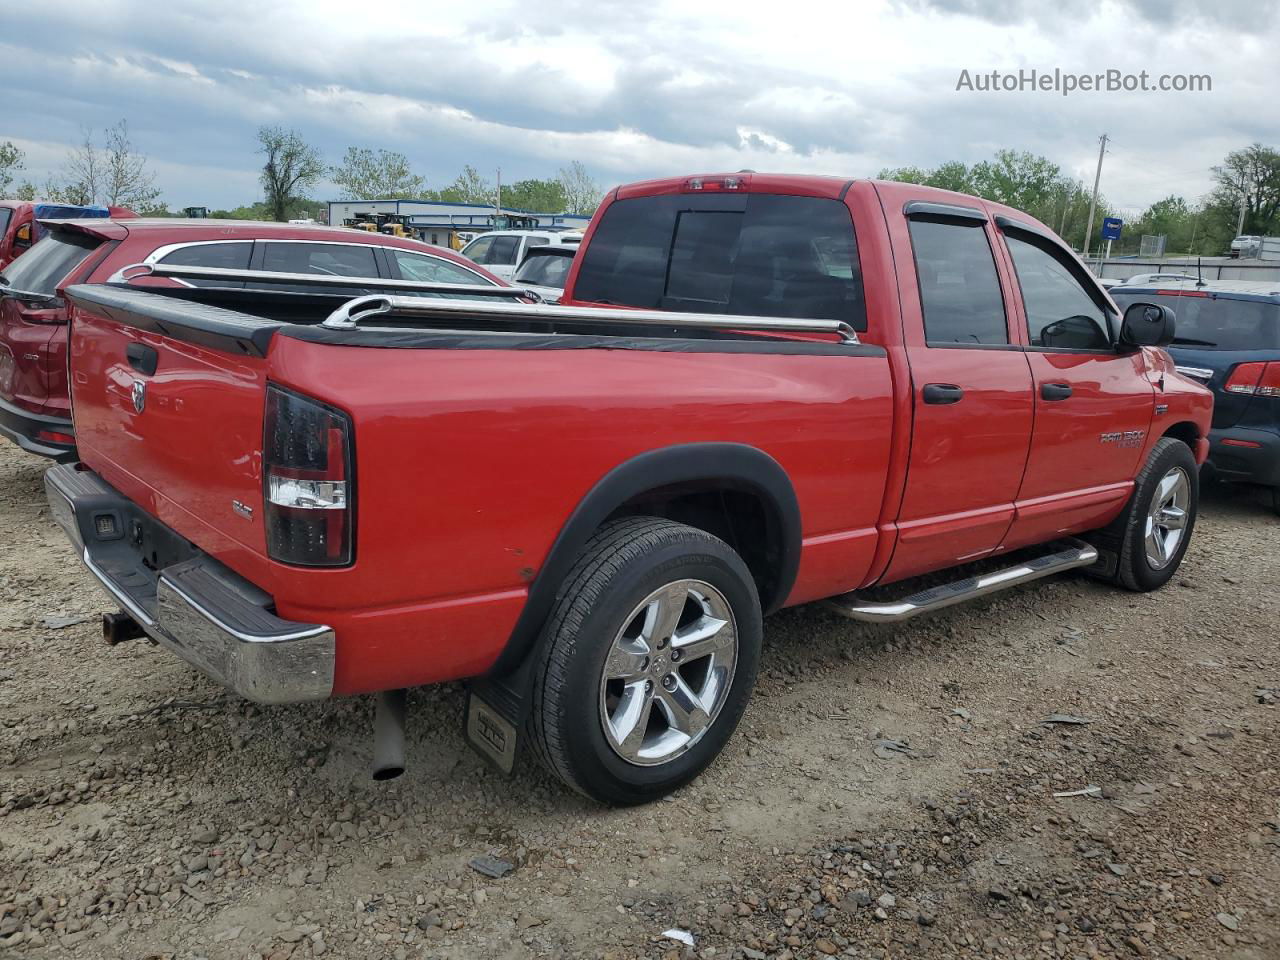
0,141,24,196
1209,142,1280,236
42,121,164,211
433,164,493,205
330,147,426,200
557,161,601,215
501,178,568,212
258,126,323,222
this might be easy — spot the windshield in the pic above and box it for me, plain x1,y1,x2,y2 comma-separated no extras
3,230,103,296
514,251,572,289
1111,291,1279,350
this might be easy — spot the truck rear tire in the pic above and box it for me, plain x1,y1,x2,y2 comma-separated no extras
528,517,762,805
1093,437,1199,591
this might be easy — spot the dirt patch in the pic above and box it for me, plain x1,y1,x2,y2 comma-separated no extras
1,442,1277,959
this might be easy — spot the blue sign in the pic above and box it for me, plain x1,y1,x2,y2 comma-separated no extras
1101,217,1123,241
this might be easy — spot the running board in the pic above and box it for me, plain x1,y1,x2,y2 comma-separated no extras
825,538,1098,623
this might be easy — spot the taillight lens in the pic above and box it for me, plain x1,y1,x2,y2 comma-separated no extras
1224,362,1280,398
263,385,355,566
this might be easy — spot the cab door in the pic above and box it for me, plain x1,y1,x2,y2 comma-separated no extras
880,203,1035,583
995,221,1155,549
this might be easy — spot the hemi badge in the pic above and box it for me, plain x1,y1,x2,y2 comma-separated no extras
1155,403,1169,416
232,500,254,520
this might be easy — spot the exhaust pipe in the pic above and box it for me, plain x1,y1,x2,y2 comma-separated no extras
102,611,146,646
371,689,407,781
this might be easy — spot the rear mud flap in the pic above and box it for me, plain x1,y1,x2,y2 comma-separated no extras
464,688,519,774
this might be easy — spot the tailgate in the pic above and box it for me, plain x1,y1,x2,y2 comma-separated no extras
65,285,281,566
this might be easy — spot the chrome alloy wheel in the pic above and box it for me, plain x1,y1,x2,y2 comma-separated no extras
598,579,738,766
1145,466,1190,569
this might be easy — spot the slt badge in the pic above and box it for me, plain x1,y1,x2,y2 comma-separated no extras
131,379,147,414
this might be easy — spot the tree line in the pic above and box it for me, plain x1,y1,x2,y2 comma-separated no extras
878,143,1280,257
2,124,1278,256
0,123,604,220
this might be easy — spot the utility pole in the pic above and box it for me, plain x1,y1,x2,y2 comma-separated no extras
1236,177,1250,237
495,167,502,224
1082,133,1108,259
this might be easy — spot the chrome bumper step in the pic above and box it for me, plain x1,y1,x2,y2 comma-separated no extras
825,538,1098,623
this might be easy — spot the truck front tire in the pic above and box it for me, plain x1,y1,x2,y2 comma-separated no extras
1095,437,1199,591
528,517,762,805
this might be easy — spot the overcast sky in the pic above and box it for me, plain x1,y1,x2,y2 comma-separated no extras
3,0,1277,215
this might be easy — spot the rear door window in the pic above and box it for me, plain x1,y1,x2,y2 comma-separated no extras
906,218,1008,345
259,242,381,295
261,242,378,277
488,236,520,266
156,241,252,288
2,231,103,297
573,193,866,329
0,208,12,244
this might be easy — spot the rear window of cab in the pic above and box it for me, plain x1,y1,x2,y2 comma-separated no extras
573,193,867,330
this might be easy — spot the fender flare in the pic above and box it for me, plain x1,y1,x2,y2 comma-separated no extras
489,442,801,676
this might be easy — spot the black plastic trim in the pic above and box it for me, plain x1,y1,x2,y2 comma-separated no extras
925,341,1021,351
488,442,802,676
64,284,282,357
838,179,856,201
0,395,75,460
905,201,987,222
283,325,886,357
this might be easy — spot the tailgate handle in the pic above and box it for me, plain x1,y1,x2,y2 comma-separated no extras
126,343,158,377
1040,382,1073,401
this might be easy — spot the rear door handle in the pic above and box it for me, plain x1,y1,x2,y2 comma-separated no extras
922,383,964,405
1040,382,1072,401
126,343,158,376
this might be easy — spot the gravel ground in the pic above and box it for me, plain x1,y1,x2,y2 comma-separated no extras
1,440,1277,960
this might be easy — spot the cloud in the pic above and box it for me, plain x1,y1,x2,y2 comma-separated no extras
0,0,1275,212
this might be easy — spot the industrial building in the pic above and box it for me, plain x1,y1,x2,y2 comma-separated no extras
325,199,591,249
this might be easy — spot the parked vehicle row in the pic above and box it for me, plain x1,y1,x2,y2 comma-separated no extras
0,200,136,270
33,173,1212,805
0,218,505,459
1112,278,1280,510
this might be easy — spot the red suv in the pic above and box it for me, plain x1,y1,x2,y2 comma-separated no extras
0,218,505,459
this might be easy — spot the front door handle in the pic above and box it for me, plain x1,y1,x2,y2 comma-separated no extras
1041,382,1073,401
922,383,964,405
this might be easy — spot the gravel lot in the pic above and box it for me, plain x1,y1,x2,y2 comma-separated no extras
1,440,1277,960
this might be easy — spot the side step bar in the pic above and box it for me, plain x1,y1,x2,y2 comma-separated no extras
825,538,1098,623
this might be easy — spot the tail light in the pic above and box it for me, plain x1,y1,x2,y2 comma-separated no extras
1224,362,1280,398
263,385,355,566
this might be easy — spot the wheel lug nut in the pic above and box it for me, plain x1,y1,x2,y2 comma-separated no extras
640,656,649,671
657,637,668,649
670,649,682,662
662,674,677,691
645,679,654,693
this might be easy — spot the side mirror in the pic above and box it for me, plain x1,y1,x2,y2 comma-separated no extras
13,222,32,250
1119,302,1175,349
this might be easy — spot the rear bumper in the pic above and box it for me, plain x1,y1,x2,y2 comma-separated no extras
44,463,335,704
1206,426,1280,487
0,394,76,460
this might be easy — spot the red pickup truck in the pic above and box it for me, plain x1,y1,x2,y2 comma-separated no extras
47,173,1212,804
